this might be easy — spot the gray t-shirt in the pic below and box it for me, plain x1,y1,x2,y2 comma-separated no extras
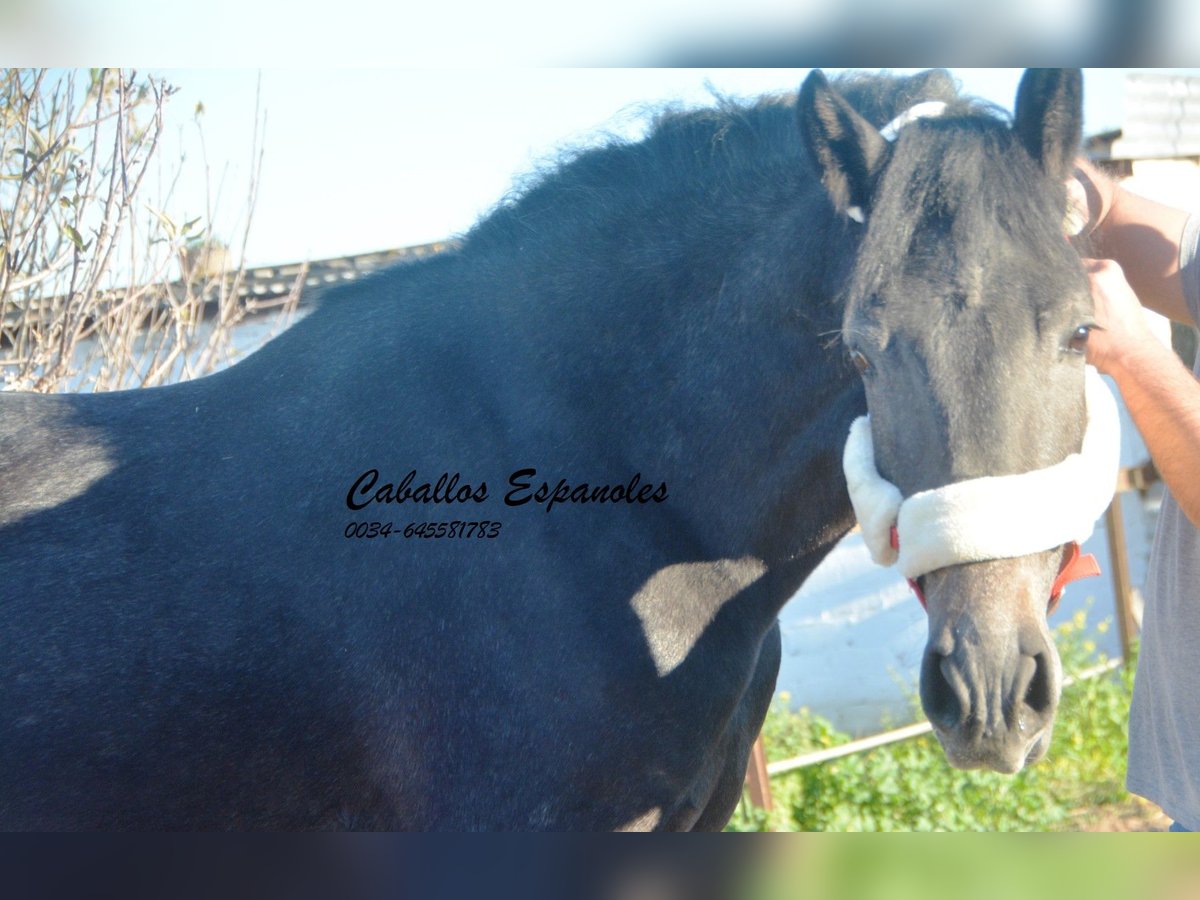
1126,212,1200,830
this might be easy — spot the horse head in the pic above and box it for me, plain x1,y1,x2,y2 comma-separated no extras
800,68,1118,772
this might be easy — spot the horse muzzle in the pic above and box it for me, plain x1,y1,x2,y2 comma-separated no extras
916,555,1065,773
921,639,1059,774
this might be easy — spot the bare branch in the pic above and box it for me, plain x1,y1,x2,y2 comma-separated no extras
2,69,290,394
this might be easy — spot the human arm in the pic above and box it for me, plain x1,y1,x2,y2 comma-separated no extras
1073,159,1194,324
1084,256,1200,529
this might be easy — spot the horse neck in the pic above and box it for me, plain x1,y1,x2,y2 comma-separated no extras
459,175,863,571
242,155,862,584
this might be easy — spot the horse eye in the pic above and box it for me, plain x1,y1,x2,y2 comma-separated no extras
847,349,872,375
1067,324,1092,355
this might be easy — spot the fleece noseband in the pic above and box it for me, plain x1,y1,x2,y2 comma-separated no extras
842,366,1120,611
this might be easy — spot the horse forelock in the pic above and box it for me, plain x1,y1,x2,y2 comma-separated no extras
847,113,1074,318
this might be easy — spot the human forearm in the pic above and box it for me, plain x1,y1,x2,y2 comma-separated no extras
1075,163,1200,524
1086,256,1200,527
1098,189,1192,324
1105,338,1200,529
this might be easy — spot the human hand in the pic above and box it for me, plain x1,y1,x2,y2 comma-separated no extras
1082,257,1161,375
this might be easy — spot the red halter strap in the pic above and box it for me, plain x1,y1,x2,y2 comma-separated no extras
889,525,1100,614
1048,540,1102,614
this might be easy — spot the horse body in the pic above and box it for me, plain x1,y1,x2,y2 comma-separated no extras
0,69,1089,828
0,125,863,826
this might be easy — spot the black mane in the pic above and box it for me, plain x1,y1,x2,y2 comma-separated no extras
465,70,996,256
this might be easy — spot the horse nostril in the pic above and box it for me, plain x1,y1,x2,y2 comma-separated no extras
1022,652,1053,715
920,648,966,731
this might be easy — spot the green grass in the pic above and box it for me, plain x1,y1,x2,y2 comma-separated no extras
727,610,1136,831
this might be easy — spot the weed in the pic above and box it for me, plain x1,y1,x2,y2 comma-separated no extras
728,611,1134,831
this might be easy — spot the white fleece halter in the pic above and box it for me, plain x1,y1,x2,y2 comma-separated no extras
842,366,1120,580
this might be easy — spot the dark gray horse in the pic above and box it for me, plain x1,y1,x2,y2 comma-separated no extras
0,68,1087,829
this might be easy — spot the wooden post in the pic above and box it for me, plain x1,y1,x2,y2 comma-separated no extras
744,735,773,812
1104,493,1137,665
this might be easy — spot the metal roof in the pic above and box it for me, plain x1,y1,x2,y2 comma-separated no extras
1102,72,1200,161
2,241,458,335
213,241,456,308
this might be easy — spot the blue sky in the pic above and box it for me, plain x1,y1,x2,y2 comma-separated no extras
140,69,1187,268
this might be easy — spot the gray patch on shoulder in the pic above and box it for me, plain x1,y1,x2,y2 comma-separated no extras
631,557,767,677
0,401,115,528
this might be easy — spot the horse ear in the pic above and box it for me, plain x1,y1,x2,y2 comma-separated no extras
1013,68,1083,182
798,70,890,219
